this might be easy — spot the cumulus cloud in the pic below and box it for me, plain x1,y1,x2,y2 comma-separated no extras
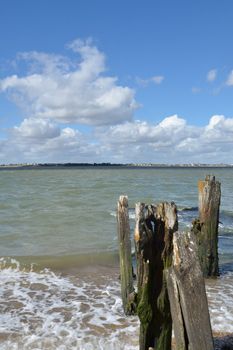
95,115,233,163
176,115,233,160
0,117,99,163
12,118,60,140
97,115,193,145
207,69,217,82
0,39,138,126
1,113,233,164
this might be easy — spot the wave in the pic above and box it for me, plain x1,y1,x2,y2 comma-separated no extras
110,208,135,220
0,253,119,274
219,210,233,233
178,206,198,212
0,258,233,349
0,258,139,350
221,209,233,218
219,235,233,240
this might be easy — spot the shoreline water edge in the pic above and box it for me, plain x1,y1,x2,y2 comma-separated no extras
0,167,232,349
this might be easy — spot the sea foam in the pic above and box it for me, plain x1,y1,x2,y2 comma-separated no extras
0,258,138,350
0,258,233,349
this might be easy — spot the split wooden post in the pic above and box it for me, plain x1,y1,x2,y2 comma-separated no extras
135,202,178,350
192,175,221,277
166,231,214,350
117,195,136,315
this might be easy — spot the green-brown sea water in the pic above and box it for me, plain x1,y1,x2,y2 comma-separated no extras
0,167,233,349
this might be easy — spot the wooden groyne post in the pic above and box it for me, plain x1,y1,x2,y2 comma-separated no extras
135,202,178,350
117,195,136,315
116,194,217,350
192,175,221,277
166,231,214,350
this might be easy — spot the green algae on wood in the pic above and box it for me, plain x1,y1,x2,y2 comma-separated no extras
135,202,178,350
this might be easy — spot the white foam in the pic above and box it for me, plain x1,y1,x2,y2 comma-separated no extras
206,272,233,333
0,258,139,349
110,210,135,220
0,258,233,349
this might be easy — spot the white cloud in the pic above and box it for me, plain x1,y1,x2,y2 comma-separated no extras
1,114,233,164
0,39,138,126
226,70,233,86
175,115,233,160
207,69,217,82
159,115,186,129
12,118,60,140
96,115,191,145
0,117,99,163
95,115,233,163
136,75,164,87
204,115,233,141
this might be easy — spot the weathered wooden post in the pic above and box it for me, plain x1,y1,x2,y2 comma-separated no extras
135,202,178,350
166,231,214,350
192,175,221,277
117,195,136,315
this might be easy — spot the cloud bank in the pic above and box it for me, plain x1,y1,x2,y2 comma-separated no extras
1,115,233,164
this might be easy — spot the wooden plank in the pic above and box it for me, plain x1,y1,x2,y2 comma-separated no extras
170,231,214,350
117,195,136,315
166,268,187,350
193,175,221,276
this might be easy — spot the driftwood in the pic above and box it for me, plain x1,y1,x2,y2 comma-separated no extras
135,202,178,350
117,195,136,315
167,231,214,350
192,175,221,277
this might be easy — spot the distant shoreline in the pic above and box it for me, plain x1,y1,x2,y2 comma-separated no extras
0,163,233,170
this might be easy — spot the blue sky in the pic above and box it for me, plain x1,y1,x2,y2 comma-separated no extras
0,0,233,164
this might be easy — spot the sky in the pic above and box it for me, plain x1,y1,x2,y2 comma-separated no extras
0,0,233,164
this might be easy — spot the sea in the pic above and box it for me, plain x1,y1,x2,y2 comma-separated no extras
0,167,232,349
